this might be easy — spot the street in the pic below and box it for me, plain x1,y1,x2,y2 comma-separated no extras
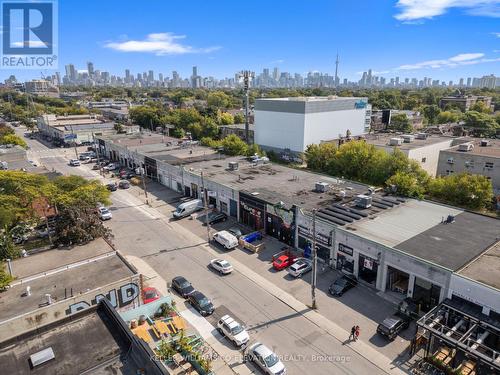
16,127,408,375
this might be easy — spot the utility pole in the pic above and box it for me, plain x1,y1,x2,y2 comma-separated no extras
141,167,149,205
69,125,78,159
201,171,211,243
239,70,254,144
93,132,103,176
311,209,318,310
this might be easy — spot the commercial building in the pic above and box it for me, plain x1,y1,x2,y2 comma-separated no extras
219,123,255,143
370,109,424,131
439,94,493,111
24,79,59,98
97,133,500,320
254,96,371,153
437,139,500,194
37,114,137,145
365,133,468,176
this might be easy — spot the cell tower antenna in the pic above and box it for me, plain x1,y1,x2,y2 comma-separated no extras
334,52,340,87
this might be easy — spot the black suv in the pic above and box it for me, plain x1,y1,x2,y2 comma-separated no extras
376,314,410,340
188,291,215,316
328,274,358,296
171,276,195,298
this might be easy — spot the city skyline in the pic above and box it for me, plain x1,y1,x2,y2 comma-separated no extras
1,0,499,82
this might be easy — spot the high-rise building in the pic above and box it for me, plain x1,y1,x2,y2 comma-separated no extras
158,73,163,82
466,77,472,87
65,64,76,82
273,67,279,81
148,70,154,82
87,62,94,77
459,78,464,87
191,66,199,88
125,69,130,83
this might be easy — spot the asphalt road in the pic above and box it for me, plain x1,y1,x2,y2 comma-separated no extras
17,128,393,375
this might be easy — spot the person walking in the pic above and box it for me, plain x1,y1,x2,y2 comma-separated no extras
355,325,360,341
349,325,356,341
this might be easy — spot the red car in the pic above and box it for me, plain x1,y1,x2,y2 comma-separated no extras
142,287,160,304
273,254,296,271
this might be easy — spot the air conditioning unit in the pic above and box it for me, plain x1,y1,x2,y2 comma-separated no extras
447,158,454,164
228,161,239,171
389,137,403,146
480,139,489,147
315,182,329,193
355,194,372,209
415,133,428,140
458,143,474,152
401,135,414,143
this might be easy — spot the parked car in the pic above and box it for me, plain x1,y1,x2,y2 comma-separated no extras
125,172,135,179
376,298,417,340
246,342,286,375
69,159,80,166
103,163,117,171
287,258,312,278
81,156,92,164
98,207,112,220
188,291,215,316
142,287,160,304
106,183,117,191
328,274,358,296
92,164,100,170
118,180,130,189
36,227,55,238
203,211,227,225
227,227,243,238
212,230,239,250
217,314,249,347
210,258,233,274
171,276,195,298
273,254,296,271
172,199,204,220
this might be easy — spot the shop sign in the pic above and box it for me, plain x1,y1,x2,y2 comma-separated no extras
338,243,353,256
207,191,216,197
298,225,331,246
363,258,373,270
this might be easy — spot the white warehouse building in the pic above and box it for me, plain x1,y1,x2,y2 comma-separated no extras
254,96,371,153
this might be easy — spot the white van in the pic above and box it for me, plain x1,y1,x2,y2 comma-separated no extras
173,199,203,219
212,231,239,250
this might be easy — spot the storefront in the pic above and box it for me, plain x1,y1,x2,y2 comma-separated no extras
336,243,355,274
239,193,265,231
297,225,332,261
265,203,295,246
358,254,378,286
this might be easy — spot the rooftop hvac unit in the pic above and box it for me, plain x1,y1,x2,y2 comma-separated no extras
447,158,454,164
480,139,489,147
401,135,414,143
315,182,329,192
458,143,474,152
228,161,239,171
415,133,428,140
355,194,372,209
389,138,403,146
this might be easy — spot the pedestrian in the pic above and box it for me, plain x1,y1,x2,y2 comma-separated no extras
349,325,356,341
355,325,360,341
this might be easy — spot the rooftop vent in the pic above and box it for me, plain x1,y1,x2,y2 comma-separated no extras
458,142,474,152
29,347,55,368
401,135,414,143
415,133,428,140
228,161,239,171
250,191,259,196
315,182,329,193
389,137,403,146
355,194,372,209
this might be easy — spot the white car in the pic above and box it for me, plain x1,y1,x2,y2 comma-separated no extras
287,258,312,278
104,163,117,171
247,342,286,375
212,230,238,249
98,207,112,220
217,314,249,347
210,259,233,275
69,159,80,166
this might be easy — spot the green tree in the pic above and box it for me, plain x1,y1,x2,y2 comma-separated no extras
0,265,13,290
245,143,264,157
233,113,245,124
389,113,412,132
0,228,20,260
470,101,492,114
0,134,27,149
218,112,234,125
436,111,462,124
421,105,441,125
305,143,337,172
221,134,248,156
207,91,231,109
427,173,493,210
463,111,498,137
386,172,426,198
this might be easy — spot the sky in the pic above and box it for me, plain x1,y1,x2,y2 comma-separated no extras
2,0,500,82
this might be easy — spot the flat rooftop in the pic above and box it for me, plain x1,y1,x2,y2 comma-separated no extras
0,304,142,375
457,241,500,291
256,96,364,102
0,241,135,322
444,139,500,158
364,133,467,151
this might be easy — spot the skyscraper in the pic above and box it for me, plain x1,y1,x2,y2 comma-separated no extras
148,70,154,82
191,66,199,88
65,64,76,82
273,67,279,81
87,62,94,77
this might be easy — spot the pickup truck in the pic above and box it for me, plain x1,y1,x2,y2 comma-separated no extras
376,298,417,341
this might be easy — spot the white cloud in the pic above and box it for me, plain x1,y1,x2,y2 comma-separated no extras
394,0,500,21
270,59,285,64
493,32,500,37
104,33,220,55
395,52,500,70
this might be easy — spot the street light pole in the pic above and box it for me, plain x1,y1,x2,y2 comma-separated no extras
311,209,318,309
201,171,211,243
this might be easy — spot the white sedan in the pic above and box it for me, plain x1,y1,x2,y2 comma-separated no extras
98,207,112,220
210,259,233,275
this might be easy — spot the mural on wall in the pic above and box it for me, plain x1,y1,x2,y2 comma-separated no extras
65,282,140,315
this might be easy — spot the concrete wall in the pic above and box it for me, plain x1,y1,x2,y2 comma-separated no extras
437,150,500,194
303,109,366,148
407,140,456,176
0,275,140,343
254,110,305,152
448,274,500,315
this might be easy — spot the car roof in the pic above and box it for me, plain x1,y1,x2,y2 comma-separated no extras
221,315,239,328
252,343,273,357
191,291,206,299
381,316,400,328
277,255,288,260
173,276,188,283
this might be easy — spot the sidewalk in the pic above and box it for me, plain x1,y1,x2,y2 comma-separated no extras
126,256,252,375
